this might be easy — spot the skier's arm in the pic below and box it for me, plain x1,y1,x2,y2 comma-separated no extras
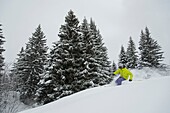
113,69,120,75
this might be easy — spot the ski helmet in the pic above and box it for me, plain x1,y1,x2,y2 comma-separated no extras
118,63,124,69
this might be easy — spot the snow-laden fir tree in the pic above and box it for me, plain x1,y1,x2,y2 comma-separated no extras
88,18,111,84
118,45,128,66
139,27,164,68
73,18,94,90
36,10,81,104
112,60,117,74
13,25,48,105
35,42,62,104
12,47,31,97
78,18,111,90
0,24,5,111
0,24,5,78
111,60,117,78
12,47,26,89
126,37,138,69
36,11,112,105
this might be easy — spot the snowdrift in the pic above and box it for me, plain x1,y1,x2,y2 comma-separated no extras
19,70,170,113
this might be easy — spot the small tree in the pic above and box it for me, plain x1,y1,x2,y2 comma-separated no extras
111,60,117,77
118,45,127,66
126,37,138,69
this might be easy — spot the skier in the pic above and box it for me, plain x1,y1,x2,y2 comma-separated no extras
113,63,133,85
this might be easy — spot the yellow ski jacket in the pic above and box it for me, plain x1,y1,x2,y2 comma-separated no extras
114,68,133,80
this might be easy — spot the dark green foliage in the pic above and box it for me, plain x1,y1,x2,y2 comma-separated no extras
126,37,138,69
112,60,117,76
13,25,48,105
118,45,128,66
13,47,27,90
139,27,164,68
0,24,5,77
89,19,111,84
112,60,117,72
0,24,5,112
36,10,81,104
36,11,111,105
79,18,111,89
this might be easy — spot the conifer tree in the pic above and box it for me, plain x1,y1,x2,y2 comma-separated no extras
36,12,112,105
36,10,81,104
88,19,111,84
13,25,48,105
78,18,111,90
139,27,164,68
118,45,127,66
112,60,117,76
12,47,26,89
139,29,150,67
76,18,95,90
126,37,138,69
0,24,5,109
0,24,5,78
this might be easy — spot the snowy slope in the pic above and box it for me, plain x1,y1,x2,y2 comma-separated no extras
19,69,170,113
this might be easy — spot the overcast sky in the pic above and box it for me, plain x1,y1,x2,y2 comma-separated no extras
0,0,170,64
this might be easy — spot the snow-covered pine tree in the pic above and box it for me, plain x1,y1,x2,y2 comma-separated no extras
0,24,5,78
118,45,128,66
36,10,82,104
12,47,26,90
74,17,94,90
111,60,117,78
53,10,82,97
0,24,5,111
150,40,164,67
139,27,164,68
88,19,112,85
35,42,61,105
13,25,48,105
77,18,111,90
126,37,138,69
12,47,32,99
36,12,112,105
112,60,117,74
139,29,151,67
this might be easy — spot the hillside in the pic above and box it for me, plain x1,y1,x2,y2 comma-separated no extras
19,68,170,113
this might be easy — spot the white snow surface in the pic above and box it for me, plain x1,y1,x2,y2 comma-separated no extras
19,68,170,113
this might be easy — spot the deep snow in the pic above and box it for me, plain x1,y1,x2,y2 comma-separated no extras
19,68,170,113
